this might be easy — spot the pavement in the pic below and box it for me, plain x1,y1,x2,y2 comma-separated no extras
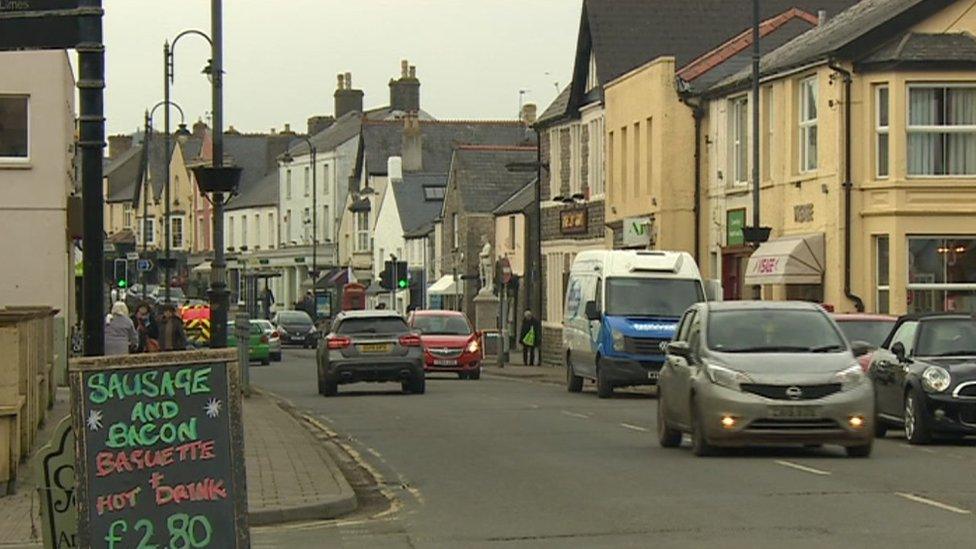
0,366,356,547
251,348,976,548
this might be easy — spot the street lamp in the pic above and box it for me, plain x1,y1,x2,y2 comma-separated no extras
280,137,319,284
505,141,546,324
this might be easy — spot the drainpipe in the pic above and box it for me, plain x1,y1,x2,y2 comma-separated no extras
828,62,865,312
678,93,704,265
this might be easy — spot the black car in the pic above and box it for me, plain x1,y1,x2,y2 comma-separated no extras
316,310,425,396
274,310,317,348
869,313,976,444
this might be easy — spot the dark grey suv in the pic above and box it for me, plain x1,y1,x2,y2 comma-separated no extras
316,310,426,396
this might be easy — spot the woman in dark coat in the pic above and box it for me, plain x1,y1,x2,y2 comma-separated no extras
519,310,541,366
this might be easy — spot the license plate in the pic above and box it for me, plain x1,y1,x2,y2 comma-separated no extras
647,371,659,380
434,359,457,366
360,343,392,353
768,406,820,419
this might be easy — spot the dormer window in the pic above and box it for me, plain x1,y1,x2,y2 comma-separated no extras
585,52,598,92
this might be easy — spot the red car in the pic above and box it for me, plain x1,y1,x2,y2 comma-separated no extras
833,313,897,372
408,310,483,380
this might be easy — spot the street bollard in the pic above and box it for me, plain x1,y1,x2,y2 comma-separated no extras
235,312,251,397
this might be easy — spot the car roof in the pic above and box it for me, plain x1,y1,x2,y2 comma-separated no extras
703,300,826,312
832,313,897,321
897,312,976,322
411,309,465,317
335,309,405,320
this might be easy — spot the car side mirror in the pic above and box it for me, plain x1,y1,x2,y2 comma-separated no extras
891,342,908,363
584,301,601,321
666,341,691,358
851,340,873,358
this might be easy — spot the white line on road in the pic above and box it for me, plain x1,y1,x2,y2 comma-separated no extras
773,460,831,476
619,423,649,432
895,492,972,515
900,443,938,454
561,410,590,419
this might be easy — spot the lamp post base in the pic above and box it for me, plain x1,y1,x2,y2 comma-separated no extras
208,283,230,348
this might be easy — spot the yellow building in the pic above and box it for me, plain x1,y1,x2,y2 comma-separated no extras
704,0,976,315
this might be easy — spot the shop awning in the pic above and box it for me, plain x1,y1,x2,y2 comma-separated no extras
745,233,825,285
191,261,212,273
428,275,458,296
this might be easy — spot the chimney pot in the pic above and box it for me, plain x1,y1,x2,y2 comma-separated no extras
337,73,344,90
401,59,409,78
818,10,827,26
409,65,416,79
521,103,538,125
284,123,291,133
344,72,352,89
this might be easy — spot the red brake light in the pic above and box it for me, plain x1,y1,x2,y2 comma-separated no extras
399,334,422,347
327,335,351,350
271,330,279,338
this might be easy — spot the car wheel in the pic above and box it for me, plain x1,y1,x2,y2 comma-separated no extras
320,377,337,397
469,369,481,380
566,353,584,393
272,353,282,362
691,401,716,457
596,367,613,399
458,372,469,380
261,358,270,366
873,414,889,438
657,395,682,448
904,391,932,444
845,441,873,458
410,377,426,394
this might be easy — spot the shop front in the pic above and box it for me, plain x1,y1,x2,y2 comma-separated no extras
873,234,976,315
745,233,826,303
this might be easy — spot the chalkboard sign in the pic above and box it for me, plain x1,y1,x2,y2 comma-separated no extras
70,351,248,548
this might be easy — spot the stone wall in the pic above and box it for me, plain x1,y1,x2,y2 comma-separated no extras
541,325,562,367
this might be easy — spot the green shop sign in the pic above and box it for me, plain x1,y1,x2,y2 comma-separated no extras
727,209,746,247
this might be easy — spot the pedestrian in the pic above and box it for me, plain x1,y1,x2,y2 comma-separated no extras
302,290,316,319
158,303,187,351
519,309,541,366
104,301,138,356
262,286,275,319
131,302,159,352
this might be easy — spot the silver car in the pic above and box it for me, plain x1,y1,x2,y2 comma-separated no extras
253,319,282,361
657,301,874,458
316,310,425,396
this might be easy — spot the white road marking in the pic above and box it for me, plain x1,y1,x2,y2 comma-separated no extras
895,492,972,515
561,410,590,419
366,447,382,459
619,423,649,432
529,404,541,409
773,460,831,476
900,443,938,454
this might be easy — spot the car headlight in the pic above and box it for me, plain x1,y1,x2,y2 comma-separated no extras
921,366,951,393
704,362,750,391
466,340,480,354
612,329,625,352
834,363,867,390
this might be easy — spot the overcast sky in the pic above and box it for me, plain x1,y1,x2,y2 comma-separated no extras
102,0,580,135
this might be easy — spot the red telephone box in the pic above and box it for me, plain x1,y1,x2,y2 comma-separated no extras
341,283,366,311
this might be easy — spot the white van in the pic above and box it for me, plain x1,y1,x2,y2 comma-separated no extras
563,250,706,398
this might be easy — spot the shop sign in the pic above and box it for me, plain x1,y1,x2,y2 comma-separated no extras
794,203,814,223
752,257,782,275
726,209,746,247
623,217,652,248
560,208,588,235
0,0,81,51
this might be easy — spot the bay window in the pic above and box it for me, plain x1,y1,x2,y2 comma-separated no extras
875,235,889,314
798,76,818,172
876,85,889,178
908,237,976,313
355,211,370,252
907,85,976,176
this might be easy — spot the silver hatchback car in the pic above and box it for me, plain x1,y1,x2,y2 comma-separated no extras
316,310,425,396
657,301,874,457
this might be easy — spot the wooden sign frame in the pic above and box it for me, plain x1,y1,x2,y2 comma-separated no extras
69,349,248,548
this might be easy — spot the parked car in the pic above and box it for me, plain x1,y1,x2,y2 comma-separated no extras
833,313,897,371
316,310,425,396
253,318,282,361
658,301,874,458
563,250,706,398
869,313,976,444
408,310,483,379
274,310,317,348
227,320,271,365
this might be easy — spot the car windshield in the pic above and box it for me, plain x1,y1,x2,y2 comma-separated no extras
916,318,976,356
412,315,471,335
605,278,703,318
707,309,847,353
837,320,896,347
253,320,274,331
337,317,409,335
278,311,312,325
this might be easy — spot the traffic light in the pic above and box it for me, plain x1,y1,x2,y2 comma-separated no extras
113,259,128,289
396,262,409,289
380,260,394,290
380,260,409,291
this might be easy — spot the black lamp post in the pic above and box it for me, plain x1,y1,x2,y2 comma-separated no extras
744,0,772,245
280,138,319,283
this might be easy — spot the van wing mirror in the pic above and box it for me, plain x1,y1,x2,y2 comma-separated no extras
584,301,601,321
890,342,907,363
666,341,691,358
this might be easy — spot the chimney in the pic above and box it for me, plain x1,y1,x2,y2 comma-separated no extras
520,103,538,125
225,125,241,135
192,119,208,138
334,71,365,118
390,59,421,113
280,123,296,136
307,115,335,136
388,156,403,181
108,134,133,159
818,10,827,26
401,113,422,172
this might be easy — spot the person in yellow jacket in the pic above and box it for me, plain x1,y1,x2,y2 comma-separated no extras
519,310,541,366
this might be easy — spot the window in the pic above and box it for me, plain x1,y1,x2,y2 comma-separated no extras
620,126,628,194
304,167,310,197
0,95,29,159
645,117,652,195
588,116,605,196
423,186,445,200
143,217,155,245
123,204,133,228
303,207,311,242
322,205,329,241
586,52,598,92
729,96,749,184
452,213,459,250
228,215,235,246
196,215,204,249
286,209,293,243
876,235,890,314
632,121,640,198
762,86,773,181
545,252,575,321
240,215,247,248
286,169,292,199
267,212,275,248
322,164,330,195
355,210,370,252
876,85,890,178
907,85,976,176
908,237,976,312
170,216,184,249
799,76,818,172
607,130,615,200
508,215,516,248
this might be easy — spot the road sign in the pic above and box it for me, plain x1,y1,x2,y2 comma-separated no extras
499,258,513,285
0,1,82,51
136,258,153,272
125,251,139,260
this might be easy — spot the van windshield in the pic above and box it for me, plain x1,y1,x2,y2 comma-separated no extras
605,278,703,318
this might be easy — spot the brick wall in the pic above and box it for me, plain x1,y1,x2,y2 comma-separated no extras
580,124,589,194
541,325,562,367
541,199,605,242
539,130,551,200
559,127,571,196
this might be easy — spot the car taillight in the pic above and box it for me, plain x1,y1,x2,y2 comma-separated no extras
327,335,351,349
271,330,279,338
260,335,269,344
399,334,422,347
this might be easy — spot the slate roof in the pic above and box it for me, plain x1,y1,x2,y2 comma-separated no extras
449,147,539,214
392,173,448,236
493,180,536,216
359,120,533,177
226,171,277,211
105,145,143,204
535,85,571,127
859,31,976,66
